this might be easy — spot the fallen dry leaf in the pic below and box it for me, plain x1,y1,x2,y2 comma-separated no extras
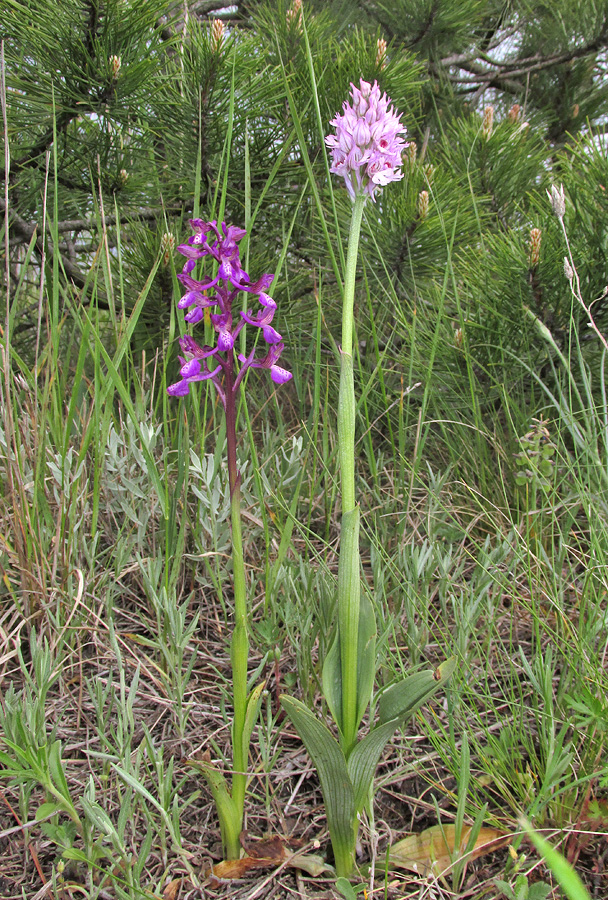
389,824,509,876
204,856,271,881
203,833,331,882
163,877,184,900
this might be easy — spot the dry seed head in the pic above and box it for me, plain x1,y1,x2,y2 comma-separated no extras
548,184,566,219
109,55,121,80
563,256,574,281
161,233,176,267
286,0,303,29
211,18,225,52
376,37,387,70
508,103,521,123
482,105,494,139
528,228,542,268
13,373,30,393
417,190,429,220
454,326,463,349
119,168,128,185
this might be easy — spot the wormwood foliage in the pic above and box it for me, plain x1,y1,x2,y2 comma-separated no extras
1,1,608,898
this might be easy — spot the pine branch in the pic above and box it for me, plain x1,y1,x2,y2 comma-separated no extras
3,200,88,290
405,0,440,49
440,24,608,91
0,200,185,240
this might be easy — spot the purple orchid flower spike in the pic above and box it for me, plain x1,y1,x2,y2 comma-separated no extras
167,219,292,402
325,78,407,202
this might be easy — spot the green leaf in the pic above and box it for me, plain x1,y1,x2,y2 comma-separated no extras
494,878,515,899
281,696,355,864
112,764,174,837
519,818,591,900
62,848,90,863
336,502,362,750
35,801,64,820
355,588,376,731
187,757,241,855
347,718,402,814
81,796,116,838
48,741,71,801
322,548,377,741
528,882,552,900
347,660,456,814
378,659,457,725
240,681,266,765
322,630,343,735
335,876,360,900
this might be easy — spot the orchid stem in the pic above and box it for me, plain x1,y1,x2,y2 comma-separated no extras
337,193,365,751
225,357,248,857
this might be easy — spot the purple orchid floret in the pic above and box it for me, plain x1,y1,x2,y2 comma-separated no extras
240,292,283,344
237,343,292,386
325,78,407,202
167,219,292,402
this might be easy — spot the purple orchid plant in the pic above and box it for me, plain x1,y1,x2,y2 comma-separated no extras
168,219,291,862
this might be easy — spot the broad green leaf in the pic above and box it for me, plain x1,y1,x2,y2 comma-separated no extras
378,659,457,725
347,718,403,814
335,876,360,899
281,696,355,859
349,660,456,813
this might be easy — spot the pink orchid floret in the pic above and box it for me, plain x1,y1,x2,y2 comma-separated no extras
325,79,407,201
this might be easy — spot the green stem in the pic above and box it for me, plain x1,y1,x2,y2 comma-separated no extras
224,357,248,857
337,193,366,751
229,483,248,832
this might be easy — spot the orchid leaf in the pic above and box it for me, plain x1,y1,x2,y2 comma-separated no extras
378,658,457,725
348,660,457,814
281,696,356,867
240,681,265,765
336,502,361,749
322,536,376,742
347,717,402,814
188,756,241,855
322,631,343,736
355,587,376,732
